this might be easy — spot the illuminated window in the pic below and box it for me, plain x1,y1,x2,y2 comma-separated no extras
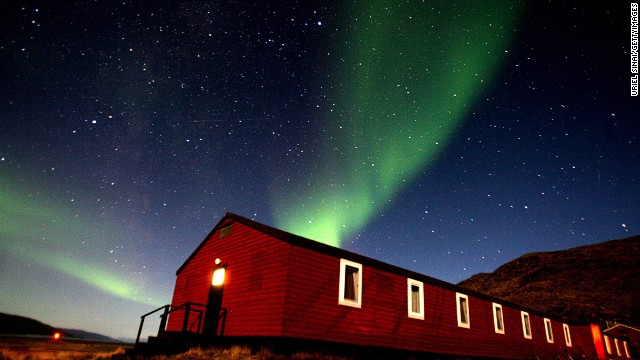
521,312,532,339
339,259,362,308
563,324,572,347
456,293,470,328
604,336,612,354
623,341,631,358
615,338,621,356
493,303,505,334
544,318,554,343
407,279,424,319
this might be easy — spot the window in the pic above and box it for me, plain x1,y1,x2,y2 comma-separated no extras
219,224,233,238
604,336,612,354
338,259,362,307
493,303,505,334
544,318,554,343
456,293,470,328
407,279,424,319
521,312,532,339
623,341,631,358
563,324,572,347
615,338,621,356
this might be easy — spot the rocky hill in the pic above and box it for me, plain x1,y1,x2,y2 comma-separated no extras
458,236,640,325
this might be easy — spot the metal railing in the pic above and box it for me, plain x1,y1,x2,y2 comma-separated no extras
135,305,170,345
168,302,207,335
135,302,227,345
218,307,228,336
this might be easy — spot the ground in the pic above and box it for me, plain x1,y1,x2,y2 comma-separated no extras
0,335,130,360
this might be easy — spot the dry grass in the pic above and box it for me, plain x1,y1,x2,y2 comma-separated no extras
0,336,129,360
147,346,354,360
0,348,127,360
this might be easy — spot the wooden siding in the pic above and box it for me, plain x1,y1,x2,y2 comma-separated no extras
605,325,640,359
280,244,600,359
165,213,603,359
167,220,291,337
570,324,606,360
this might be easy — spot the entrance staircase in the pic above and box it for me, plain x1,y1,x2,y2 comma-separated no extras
125,302,227,358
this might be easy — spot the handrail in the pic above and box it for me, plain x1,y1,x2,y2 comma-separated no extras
135,305,169,345
135,302,209,345
140,305,170,319
165,302,206,316
166,302,206,334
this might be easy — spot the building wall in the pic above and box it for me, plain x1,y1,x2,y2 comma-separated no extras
166,220,290,337
570,325,604,359
281,244,599,359
165,216,603,359
605,325,640,359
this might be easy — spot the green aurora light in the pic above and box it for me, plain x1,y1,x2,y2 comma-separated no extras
273,1,522,247
0,175,160,306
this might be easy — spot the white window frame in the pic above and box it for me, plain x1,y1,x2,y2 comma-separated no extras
605,335,612,354
615,338,621,356
338,259,362,308
456,293,470,328
521,311,532,339
544,318,554,343
407,278,424,319
563,323,572,347
623,341,631,358
492,303,505,334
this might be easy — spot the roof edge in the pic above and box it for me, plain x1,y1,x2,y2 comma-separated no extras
604,323,640,333
175,213,234,275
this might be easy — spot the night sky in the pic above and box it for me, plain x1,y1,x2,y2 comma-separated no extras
1,1,638,340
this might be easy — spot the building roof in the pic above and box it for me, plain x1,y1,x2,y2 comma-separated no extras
604,323,640,334
176,212,588,325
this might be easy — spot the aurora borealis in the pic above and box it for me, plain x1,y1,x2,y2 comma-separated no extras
274,1,521,246
0,176,158,304
1,0,639,340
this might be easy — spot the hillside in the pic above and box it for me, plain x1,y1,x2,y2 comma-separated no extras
0,312,118,342
0,313,57,336
458,236,640,325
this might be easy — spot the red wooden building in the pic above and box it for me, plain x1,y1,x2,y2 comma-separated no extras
155,213,635,359
604,325,640,359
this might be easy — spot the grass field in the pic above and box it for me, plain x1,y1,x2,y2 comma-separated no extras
0,335,131,360
0,336,426,359
141,346,359,360
0,337,351,360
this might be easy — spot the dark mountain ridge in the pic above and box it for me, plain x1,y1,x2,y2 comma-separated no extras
0,312,56,336
458,236,640,325
0,312,118,342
